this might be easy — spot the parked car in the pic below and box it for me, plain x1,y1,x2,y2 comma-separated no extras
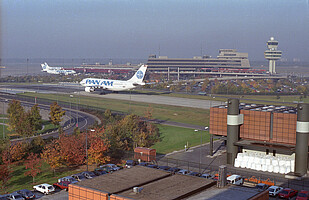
16,189,35,199
177,169,191,175
95,166,112,173
93,169,107,176
71,174,87,182
0,195,8,200
278,188,298,199
138,162,149,166
58,176,78,184
268,186,283,197
7,192,24,200
82,171,96,179
226,174,243,185
255,183,269,191
200,173,214,179
296,190,309,200
189,172,201,177
146,164,158,169
167,167,181,174
125,160,139,168
157,166,170,171
99,164,121,171
33,183,55,195
53,181,71,191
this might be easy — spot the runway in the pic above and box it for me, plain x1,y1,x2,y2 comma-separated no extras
80,92,224,109
1,84,224,109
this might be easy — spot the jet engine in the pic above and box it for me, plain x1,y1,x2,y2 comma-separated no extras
85,87,95,92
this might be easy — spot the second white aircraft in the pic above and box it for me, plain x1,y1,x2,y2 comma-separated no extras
80,65,147,92
41,62,76,75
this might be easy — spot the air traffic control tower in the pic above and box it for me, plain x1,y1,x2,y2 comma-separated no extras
264,37,282,74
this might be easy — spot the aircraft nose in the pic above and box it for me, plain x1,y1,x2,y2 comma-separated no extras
80,79,85,85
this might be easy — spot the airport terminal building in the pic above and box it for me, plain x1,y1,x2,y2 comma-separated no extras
146,49,251,73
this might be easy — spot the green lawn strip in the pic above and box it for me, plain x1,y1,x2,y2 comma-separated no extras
137,90,308,104
7,162,80,193
152,124,210,154
18,93,209,126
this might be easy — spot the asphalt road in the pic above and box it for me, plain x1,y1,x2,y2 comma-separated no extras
0,94,99,141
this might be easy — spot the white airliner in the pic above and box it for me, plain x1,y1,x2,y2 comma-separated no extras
41,62,76,75
80,65,147,92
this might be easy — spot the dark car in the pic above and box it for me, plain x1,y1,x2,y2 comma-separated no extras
93,170,107,176
82,171,96,179
255,183,269,191
125,160,139,168
278,188,298,199
296,190,309,200
7,192,24,200
71,174,87,182
53,181,70,191
189,172,201,177
138,162,149,166
0,195,8,200
157,166,170,171
17,189,35,199
146,164,158,169
167,167,181,173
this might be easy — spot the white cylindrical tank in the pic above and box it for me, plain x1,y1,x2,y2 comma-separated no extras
268,165,274,173
234,159,240,168
273,165,280,173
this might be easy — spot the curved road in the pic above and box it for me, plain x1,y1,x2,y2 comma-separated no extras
0,95,100,141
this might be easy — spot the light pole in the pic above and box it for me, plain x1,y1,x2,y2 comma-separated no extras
86,129,95,171
2,101,5,139
70,95,73,124
200,127,209,164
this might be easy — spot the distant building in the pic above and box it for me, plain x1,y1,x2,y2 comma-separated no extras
146,49,251,73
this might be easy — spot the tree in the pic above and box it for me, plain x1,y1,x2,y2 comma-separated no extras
10,141,27,163
0,150,12,194
29,104,42,131
49,102,66,126
41,140,62,174
87,128,110,165
24,152,42,183
58,133,85,167
7,100,24,132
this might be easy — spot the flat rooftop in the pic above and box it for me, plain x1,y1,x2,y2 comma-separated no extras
186,185,261,200
115,174,216,200
215,103,296,113
74,166,170,194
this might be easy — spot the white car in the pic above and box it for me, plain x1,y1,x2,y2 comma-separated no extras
33,183,55,195
227,174,244,185
267,186,283,196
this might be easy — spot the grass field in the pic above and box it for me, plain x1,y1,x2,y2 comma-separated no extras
6,162,81,194
152,124,210,154
19,93,210,126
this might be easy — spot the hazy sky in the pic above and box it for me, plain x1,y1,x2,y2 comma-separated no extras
1,0,309,61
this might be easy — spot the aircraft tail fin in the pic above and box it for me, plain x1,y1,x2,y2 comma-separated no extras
41,62,49,71
128,65,147,85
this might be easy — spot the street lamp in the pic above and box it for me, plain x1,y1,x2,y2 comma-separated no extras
86,129,95,171
70,95,73,124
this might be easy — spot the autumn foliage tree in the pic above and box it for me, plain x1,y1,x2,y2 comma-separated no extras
24,152,42,183
49,102,65,126
10,141,27,162
0,150,12,194
41,140,62,174
7,100,25,132
87,127,110,165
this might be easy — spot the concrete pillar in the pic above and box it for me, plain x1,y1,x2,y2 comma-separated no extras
217,165,227,188
227,99,241,165
295,103,309,175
